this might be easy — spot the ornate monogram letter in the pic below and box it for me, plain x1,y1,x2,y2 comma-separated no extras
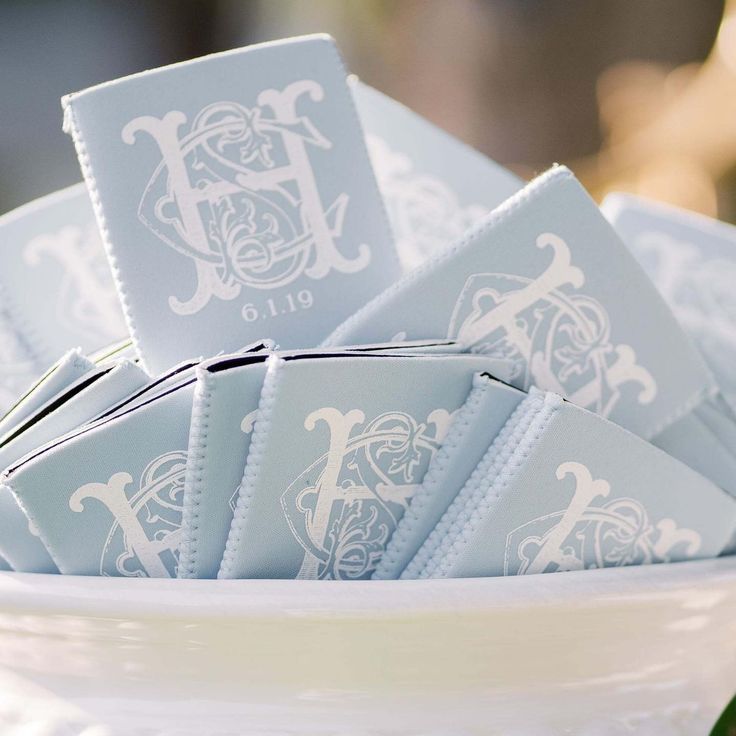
282,406,452,580
122,81,371,315
24,224,125,343
505,461,701,574
69,451,186,577
447,232,657,418
366,134,486,269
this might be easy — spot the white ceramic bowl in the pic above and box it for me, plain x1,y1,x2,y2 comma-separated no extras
0,558,734,735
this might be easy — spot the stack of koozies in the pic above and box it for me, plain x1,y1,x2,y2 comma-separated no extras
0,34,734,579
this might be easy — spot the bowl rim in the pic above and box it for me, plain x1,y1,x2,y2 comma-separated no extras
0,557,733,619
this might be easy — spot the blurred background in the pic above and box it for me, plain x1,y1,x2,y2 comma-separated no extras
2,0,735,220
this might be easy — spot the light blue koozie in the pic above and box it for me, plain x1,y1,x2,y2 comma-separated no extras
409,385,736,579
0,490,56,574
602,193,736,412
93,359,199,423
0,185,127,408
323,166,715,441
2,375,195,576
649,399,736,499
373,371,524,579
62,35,400,375
89,338,138,365
602,193,736,496
179,340,462,579
0,359,149,573
179,352,270,579
98,341,271,426
0,360,148,471
0,348,94,439
218,352,513,580
352,80,522,271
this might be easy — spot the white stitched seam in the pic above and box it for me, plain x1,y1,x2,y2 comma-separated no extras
63,103,150,373
178,366,213,578
218,356,283,578
401,389,543,579
427,392,561,579
373,373,491,580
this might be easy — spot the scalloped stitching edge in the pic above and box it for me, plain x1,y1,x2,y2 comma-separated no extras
403,388,548,579
177,365,213,578
423,390,561,579
373,371,493,579
218,355,283,578
62,102,150,373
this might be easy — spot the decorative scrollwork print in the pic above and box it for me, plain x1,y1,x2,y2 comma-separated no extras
366,134,486,269
24,223,126,343
69,450,187,577
122,81,371,315
282,407,453,580
447,233,657,418
505,461,701,575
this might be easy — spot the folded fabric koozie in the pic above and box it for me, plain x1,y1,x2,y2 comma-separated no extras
351,80,522,271
323,166,717,448
406,379,736,579
0,339,272,575
0,348,94,439
0,348,96,572
0,359,148,472
602,193,736,496
602,193,736,412
0,185,126,407
62,34,400,374
217,352,523,580
179,339,471,579
2,372,195,576
374,370,524,579
178,351,271,579
0,358,148,572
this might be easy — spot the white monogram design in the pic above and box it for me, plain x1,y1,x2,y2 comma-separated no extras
240,409,259,434
635,230,736,382
282,407,453,580
447,233,657,418
122,81,370,315
505,461,701,575
366,134,486,269
24,223,126,344
69,450,186,577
